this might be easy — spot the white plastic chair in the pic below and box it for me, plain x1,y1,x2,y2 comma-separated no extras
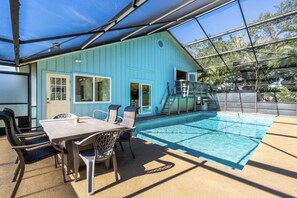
73,129,121,196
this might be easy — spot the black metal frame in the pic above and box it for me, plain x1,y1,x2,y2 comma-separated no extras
1,0,296,80
17,21,168,45
184,9,297,47
0,61,16,67
81,0,148,49
194,17,243,96
2,0,235,66
194,18,231,71
9,0,20,66
167,31,204,71
195,36,297,60
120,0,197,42
0,37,13,43
0,70,31,126
7,0,231,45
168,0,296,98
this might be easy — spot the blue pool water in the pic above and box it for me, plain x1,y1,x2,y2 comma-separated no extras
135,112,275,170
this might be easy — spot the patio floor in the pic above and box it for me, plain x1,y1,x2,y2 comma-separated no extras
0,116,297,197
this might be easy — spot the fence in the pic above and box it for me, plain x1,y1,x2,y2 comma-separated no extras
215,92,297,116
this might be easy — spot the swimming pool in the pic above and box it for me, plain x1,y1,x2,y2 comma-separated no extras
135,112,275,170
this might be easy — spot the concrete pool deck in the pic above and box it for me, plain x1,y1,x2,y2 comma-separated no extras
0,115,296,197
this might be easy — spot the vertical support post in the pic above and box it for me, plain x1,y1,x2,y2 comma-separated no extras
255,66,258,113
28,64,32,127
186,97,189,113
255,92,258,113
177,96,180,114
295,90,297,116
225,92,227,111
238,91,243,113
274,91,279,116
9,0,20,66
295,84,297,116
194,94,197,112
167,82,170,96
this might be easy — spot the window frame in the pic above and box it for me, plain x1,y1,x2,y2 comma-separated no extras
129,82,152,114
73,73,112,104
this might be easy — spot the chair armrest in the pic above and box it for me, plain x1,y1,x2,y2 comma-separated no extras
11,141,51,149
119,124,136,131
73,133,98,147
20,126,43,132
128,126,136,131
16,132,46,138
93,109,108,118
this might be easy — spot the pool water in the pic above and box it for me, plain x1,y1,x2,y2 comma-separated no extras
135,112,274,170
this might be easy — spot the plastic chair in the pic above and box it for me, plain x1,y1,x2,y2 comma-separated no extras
116,106,140,158
0,111,66,198
73,129,121,196
93,105,121,123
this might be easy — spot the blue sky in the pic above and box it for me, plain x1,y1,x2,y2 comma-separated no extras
0,0,291,63
171,0,284,45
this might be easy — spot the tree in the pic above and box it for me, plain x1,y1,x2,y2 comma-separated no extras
188,0,296,103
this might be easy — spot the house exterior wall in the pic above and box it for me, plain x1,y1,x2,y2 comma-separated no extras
36,32,198,121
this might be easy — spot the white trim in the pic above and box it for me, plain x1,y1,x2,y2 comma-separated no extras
141,83,153,114
187,72,198,81
73,73,112,104
129,82,152,114
45,73,70,119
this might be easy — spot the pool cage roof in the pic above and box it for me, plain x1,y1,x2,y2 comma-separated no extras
1,0,296,93
1,0,232,66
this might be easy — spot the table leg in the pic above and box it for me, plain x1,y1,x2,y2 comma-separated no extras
65,140,74,175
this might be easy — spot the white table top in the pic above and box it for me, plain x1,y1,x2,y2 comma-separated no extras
40,116,124,143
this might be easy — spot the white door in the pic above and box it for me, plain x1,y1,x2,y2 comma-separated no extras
46,73,70,119
187,72,198,81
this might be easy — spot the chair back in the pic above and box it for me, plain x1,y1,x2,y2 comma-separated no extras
78,130,121,159
3,108,22,134
0,111,23,148
53,113,76,119
121,106,140,128
106,105,121,123
94,130,120,159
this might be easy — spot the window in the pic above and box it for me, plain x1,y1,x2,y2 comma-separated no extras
130,82,152,114
141,84,152,114
95,77,110,102
74,74,111,103
0,65,16,72
50,77,67,101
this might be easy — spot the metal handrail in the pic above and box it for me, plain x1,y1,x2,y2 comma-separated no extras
93,109,123,121
160,82,170,104
174,80,211,97
92,109,107,118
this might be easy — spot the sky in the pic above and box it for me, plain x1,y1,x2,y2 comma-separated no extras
0,0,292,64
171,0,284,45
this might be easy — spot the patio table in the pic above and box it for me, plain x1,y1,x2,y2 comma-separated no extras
40,116,124,174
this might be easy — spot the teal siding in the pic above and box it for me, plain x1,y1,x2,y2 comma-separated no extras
37,32,198,121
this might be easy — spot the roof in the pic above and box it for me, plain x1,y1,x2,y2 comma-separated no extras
0,0,231,67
